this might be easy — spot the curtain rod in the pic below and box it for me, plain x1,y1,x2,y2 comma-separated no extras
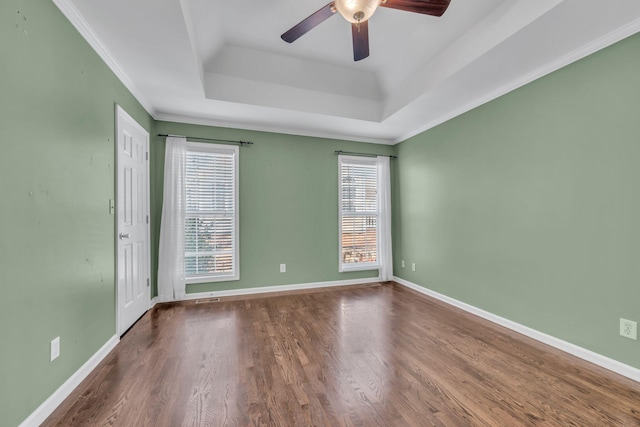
335,150,397,159
158,134,253,146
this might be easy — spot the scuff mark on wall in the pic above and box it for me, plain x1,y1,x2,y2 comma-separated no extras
15,10,28,35
37,185,50,197
26,187,50,198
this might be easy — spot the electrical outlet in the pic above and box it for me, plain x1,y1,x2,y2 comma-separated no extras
411,263,416,272
108,199,115,215
401,260,405,268
51,337,60,361
280,264,286,273
620,318,637,340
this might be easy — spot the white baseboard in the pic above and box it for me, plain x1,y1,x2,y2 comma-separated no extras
149,296,158,309
156,276,383,303
19,335,119,427
393,276,640,383
22,277,637,426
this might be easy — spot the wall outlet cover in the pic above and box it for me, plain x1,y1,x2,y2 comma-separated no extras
620,318,637,340
51,337,60,361
401,260,405,268
411,263,416,272
279,264,286,273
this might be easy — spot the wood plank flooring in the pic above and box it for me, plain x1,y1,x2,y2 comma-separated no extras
44,282,640,426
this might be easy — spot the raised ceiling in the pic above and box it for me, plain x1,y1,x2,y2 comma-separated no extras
53,0,640,144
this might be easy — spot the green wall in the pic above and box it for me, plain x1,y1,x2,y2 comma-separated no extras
3,0,640,425
153,122,393,295
394,33,640,369
0,1,389,423
0,1,153,425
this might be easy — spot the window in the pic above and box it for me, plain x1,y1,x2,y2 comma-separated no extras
184,142,239,283
339,155,379,272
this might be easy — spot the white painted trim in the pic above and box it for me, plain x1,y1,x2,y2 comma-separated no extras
116,104,148,137
183,142,240,284
155,277,383,303
15,276,640,427
19,335,119,427
116,105,152,336
338,155,381,273
51,0,155,116
49,0,640,147
18,278,374,424
154,113,395,146
393,276,640,383
395,16,640,144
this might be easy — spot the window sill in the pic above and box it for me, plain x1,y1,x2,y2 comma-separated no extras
186,274,239,284
340,264,380,273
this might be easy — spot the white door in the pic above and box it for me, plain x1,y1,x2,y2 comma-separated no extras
116,105,150,335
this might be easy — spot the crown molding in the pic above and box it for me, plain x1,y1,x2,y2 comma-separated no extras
153,112,395,145
51,0,640,146
51,0,155,116
395,16,640,144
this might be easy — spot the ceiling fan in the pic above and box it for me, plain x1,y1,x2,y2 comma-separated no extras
281,0,452,62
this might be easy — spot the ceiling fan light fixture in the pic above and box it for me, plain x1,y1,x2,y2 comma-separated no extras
335,0,380,23
281,0,451,61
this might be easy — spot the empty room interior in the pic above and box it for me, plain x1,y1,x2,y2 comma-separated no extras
3,0,640,425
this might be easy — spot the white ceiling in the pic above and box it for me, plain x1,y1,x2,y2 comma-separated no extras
54,0,640,144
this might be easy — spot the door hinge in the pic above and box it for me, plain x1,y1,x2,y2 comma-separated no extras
146,151,149,161
146,215,149,224
147,278,150,288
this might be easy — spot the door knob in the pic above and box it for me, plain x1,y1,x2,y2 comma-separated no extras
119,232,130,240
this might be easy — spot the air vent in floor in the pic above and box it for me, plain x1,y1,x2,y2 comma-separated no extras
195,297,221,304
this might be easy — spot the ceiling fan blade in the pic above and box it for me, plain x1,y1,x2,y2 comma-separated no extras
281,2,337,43
351,21,370,62
380,0,451,17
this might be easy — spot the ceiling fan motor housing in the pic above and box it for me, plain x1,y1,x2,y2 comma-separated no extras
281,0,451,61
335,0,380,23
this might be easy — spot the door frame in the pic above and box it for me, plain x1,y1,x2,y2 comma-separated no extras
115,104,151,336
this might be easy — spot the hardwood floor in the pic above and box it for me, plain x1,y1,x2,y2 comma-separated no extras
44,282,640,426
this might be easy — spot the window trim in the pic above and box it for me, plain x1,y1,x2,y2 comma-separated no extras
184,141,239,284
338,155,380,273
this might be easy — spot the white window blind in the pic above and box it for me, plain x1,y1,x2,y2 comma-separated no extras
184,142,239,283
339,156,379,271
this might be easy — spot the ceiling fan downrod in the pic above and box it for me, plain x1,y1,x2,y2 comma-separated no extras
335,0,380,24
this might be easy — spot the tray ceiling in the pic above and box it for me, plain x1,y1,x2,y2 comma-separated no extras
53,0,640,143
